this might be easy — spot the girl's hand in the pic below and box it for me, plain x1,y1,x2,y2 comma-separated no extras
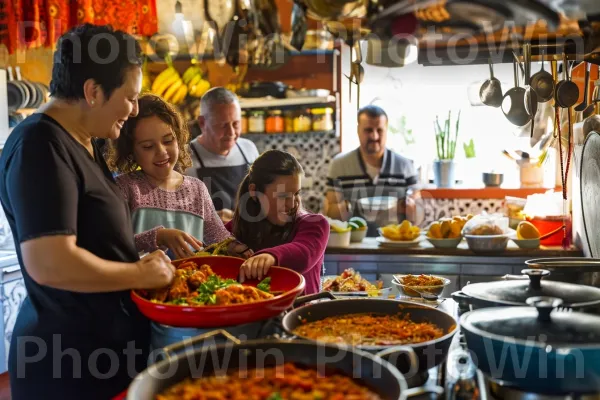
157,228,203,259
239,253,276,282
227,240,254,259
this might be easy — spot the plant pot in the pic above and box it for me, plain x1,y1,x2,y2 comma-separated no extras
433,160,456,188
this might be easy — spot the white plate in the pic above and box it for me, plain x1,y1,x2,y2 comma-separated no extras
376,236,422,248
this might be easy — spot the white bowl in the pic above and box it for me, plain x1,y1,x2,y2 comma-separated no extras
426,236,462,249
327,230,351,248
464,234,509,253
350,228,368,243
512,238,540,249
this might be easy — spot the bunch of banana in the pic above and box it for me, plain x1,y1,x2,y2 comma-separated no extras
151,66,188,105
182,64,211,98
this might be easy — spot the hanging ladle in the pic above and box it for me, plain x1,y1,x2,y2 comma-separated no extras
502,55,530,127
523,43,538,137
480,58,503,107
529,50,555,103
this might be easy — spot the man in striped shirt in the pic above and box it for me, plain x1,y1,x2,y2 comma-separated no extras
324,105,419,236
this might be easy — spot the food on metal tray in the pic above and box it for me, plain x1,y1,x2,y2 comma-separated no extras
156,362,383,400
380,220,420,241
322,268,383,292
516,221,541,239
427,215,472,239
138,261,273,306
468,224,504,236
397,274,445,287
293,313,444,346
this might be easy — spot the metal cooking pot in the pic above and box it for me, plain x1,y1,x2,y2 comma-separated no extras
126,330,415,399
453,269,600,311
461,296,600,394
524,257,600,287
282,295,458,373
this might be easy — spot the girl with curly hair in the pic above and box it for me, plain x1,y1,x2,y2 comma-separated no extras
108,94,250,259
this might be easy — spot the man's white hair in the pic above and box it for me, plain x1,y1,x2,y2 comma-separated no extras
200,87,240,118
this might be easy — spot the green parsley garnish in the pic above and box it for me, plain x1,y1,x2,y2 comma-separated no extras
257,277,271,293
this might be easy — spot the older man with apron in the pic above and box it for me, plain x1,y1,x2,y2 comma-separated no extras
187,88,259,221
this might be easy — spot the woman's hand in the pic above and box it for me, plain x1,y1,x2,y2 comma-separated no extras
136,250,175,289
157,228,203,259
239,253,276,282
227,240,254,259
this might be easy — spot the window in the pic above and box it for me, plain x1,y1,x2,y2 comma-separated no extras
340,50,557,188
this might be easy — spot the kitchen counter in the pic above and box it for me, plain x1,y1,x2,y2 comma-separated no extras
323,238,585,300
325,237,583,257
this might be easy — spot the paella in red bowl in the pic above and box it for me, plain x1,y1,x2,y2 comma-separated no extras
131,256,305,328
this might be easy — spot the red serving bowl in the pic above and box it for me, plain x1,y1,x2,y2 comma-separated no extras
131,256,305,328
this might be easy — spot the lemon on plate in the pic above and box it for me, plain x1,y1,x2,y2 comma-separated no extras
517,221,540,240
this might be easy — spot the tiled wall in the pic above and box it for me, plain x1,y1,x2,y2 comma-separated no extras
244,131,340,213
418,198,506,228
2,276,26,369
247,131,508,222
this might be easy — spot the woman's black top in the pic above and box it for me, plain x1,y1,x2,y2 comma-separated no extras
0,114,149,399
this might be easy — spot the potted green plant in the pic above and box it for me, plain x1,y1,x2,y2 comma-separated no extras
433,110,461,188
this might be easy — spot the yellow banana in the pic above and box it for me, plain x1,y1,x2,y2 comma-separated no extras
151,67,177,93
163,79,183,103
172,85,188,105
154,71,181,97
187,74,202,89
183,66,202,84
190,79,210,98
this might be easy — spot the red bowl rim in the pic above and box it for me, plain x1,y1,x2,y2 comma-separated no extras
131,265,306,311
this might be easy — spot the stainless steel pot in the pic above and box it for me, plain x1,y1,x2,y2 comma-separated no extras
524,257,600,287
482,172,503,187
453,268,600,312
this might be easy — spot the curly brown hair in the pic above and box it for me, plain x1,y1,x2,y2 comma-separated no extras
107,93,193,173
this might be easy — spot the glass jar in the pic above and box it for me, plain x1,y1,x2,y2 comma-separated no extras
311,107,334,131
248,110,265,133
293,109,312,132
266,109,284,133
241,110,248,134
283,110,294,133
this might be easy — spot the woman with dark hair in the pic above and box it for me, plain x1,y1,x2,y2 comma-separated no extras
227,150,329,294
0,25,174,399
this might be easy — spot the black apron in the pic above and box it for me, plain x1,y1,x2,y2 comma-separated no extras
191,142,251,211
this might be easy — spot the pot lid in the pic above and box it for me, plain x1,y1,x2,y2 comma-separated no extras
461,297,600,345
581,131,600,258
461,269,600,308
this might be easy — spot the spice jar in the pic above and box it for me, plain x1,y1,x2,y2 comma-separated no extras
293,109,312,132
248,110,265,133
266,109,284,133
284,110,294,133
311,107,334,131
240,110,248,134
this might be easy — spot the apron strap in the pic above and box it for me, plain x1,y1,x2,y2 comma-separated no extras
191,142,205,168
236,142,250,165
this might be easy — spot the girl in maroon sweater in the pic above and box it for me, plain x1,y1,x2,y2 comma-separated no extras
226,150,328,294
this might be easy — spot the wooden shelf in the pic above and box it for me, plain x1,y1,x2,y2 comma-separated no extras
242,130,336,138
239,96,336,109
146,50,335,64
416,186,561,199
